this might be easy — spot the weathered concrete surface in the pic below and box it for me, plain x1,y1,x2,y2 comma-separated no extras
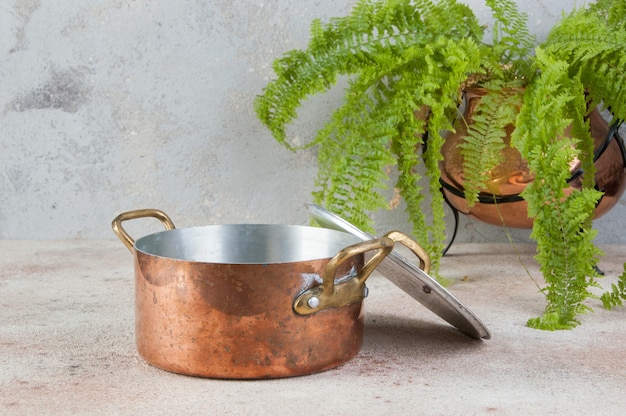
2,240,626,415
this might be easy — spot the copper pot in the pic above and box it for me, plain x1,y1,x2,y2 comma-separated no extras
112,209,426,379
440,88,626,228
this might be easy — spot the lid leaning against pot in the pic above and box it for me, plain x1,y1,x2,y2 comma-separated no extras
306,203,491,340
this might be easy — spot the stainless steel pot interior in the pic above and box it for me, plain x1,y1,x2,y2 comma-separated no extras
134,224,362,264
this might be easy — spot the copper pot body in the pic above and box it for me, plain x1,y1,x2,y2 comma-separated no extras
112,211,397,379
440,88,626,228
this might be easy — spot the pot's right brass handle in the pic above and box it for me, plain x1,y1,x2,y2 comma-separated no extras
111,209,176,253
383,231,431,273
293,236,394,315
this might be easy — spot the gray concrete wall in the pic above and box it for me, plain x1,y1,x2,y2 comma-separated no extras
1,0,624,244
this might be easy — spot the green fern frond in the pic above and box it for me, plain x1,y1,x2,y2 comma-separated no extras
459,85,522,205
601,263,626,310
512,48,603,330
315,35,481,238
542,6,626,120
589,0,626,31
485,0,535,79
254,0,484,150
608,0,626,30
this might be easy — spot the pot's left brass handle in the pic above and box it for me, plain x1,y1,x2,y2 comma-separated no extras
293,236,394,315
111,209,176,253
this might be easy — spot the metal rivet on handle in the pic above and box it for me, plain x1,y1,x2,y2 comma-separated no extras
307,296,320,308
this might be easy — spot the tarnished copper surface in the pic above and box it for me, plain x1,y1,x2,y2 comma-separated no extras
134,251,366,379
112,210,394,379
440,88,626,228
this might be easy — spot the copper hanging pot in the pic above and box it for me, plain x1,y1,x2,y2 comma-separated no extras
439,88,626,228
111,209,431,379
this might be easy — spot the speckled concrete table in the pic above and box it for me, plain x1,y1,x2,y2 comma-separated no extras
2,241,626,415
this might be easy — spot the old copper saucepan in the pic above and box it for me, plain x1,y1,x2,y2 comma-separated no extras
112,209,430,379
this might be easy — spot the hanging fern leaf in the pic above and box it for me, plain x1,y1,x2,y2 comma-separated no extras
254,0,483,150
459,84,523,205
512,48,603,330
601,264,626,310
484,0,535,79
543,3,626,119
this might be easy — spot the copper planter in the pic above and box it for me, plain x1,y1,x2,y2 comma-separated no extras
112,209,427,379
440,88,626,228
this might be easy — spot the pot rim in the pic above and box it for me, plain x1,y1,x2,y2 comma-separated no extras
134,223,362,265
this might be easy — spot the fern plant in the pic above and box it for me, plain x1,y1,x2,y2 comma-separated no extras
255,0,626,329
255,0,514,273
515,0,626,329
512,48,604,329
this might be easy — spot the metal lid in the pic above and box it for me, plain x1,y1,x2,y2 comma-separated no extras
306,203,491,340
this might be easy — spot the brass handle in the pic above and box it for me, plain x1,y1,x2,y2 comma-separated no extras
111,209,176,253
293,236,394,315
383,230,431,273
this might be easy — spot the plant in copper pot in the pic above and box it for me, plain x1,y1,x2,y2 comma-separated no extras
254,0,626,329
